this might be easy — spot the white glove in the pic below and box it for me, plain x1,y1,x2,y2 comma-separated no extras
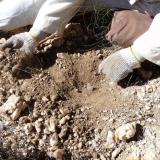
2,32,38,55
99,48,143,82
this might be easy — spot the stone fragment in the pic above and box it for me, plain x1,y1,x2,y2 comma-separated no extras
59,126,68,139
59,115,70,126
50,133,59,146
105,130,116,149
111,148,121,159
115,122,136,142
0,95,28,120
53,149,64,160
42,96,49,102
24,123,33,135
48,117,57,132
35,119,43,133
87,83,95,92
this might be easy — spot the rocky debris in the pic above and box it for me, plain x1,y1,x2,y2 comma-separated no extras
115,122,137,142
52,149,64,160
59,115,70,126
0,94,28,120
49,133,59,147
48,117,57,133
34,118,43,133
87,83,95,92
24,123,33,135
111,148,122,160
105,130,116,149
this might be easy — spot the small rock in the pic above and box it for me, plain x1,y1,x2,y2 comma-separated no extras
59,108,70,116
24,123,33,135
50,94,58,102
57,53,65,59
87,83,95,92
0,95,28,120
59,115,70,126
111,148,121,159
145,105,151,111
39,139,45,147
100,154,106,160
59,126,68,139
50,133,59,146
78,142,83,149
48,117,57,132
0,94,5,104
42,96,49,102
115,122,136,142
105,130,116,149
127,147,141,160
0,121,4,131
35,119,43,133
19,116,31,124
0,51,4,61
53,149,64,160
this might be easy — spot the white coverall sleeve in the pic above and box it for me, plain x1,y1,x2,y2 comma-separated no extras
132,13,160,65
30,0,85,37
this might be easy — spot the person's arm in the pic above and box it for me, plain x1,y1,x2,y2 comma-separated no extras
2,0,85,54
29,0,85,41
99,12,160,83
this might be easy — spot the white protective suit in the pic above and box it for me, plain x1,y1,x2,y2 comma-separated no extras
1,0,160,65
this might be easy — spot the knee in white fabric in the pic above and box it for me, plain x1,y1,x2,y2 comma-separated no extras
0,0,44,31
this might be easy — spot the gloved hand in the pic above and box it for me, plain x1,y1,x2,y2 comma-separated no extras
106,10,152,48
1,32,38,55
98,48,143,82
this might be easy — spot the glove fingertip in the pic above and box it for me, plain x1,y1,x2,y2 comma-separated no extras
1,43,8,50
1,41,13,50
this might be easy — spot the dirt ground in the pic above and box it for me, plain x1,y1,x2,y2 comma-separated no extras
1,12,160,160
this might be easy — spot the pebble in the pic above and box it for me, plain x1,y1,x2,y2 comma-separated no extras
35,119,43,133
87,83,95,92
50,94,58,102
59,108,70,116
111,148,121,159
115,122,137,142
59,115,70,126
24,123,33,135
0,94,5,104
19,116,31,124
50,133,59,146
100,154,106,160
78,142,83,149
0,95,28,120
53,149,64,160
105,130,116,149
0,121,4,131
57,53,65,59
42,96,49,102
0,51,4,61
48,117,57,132
59,126,68,139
